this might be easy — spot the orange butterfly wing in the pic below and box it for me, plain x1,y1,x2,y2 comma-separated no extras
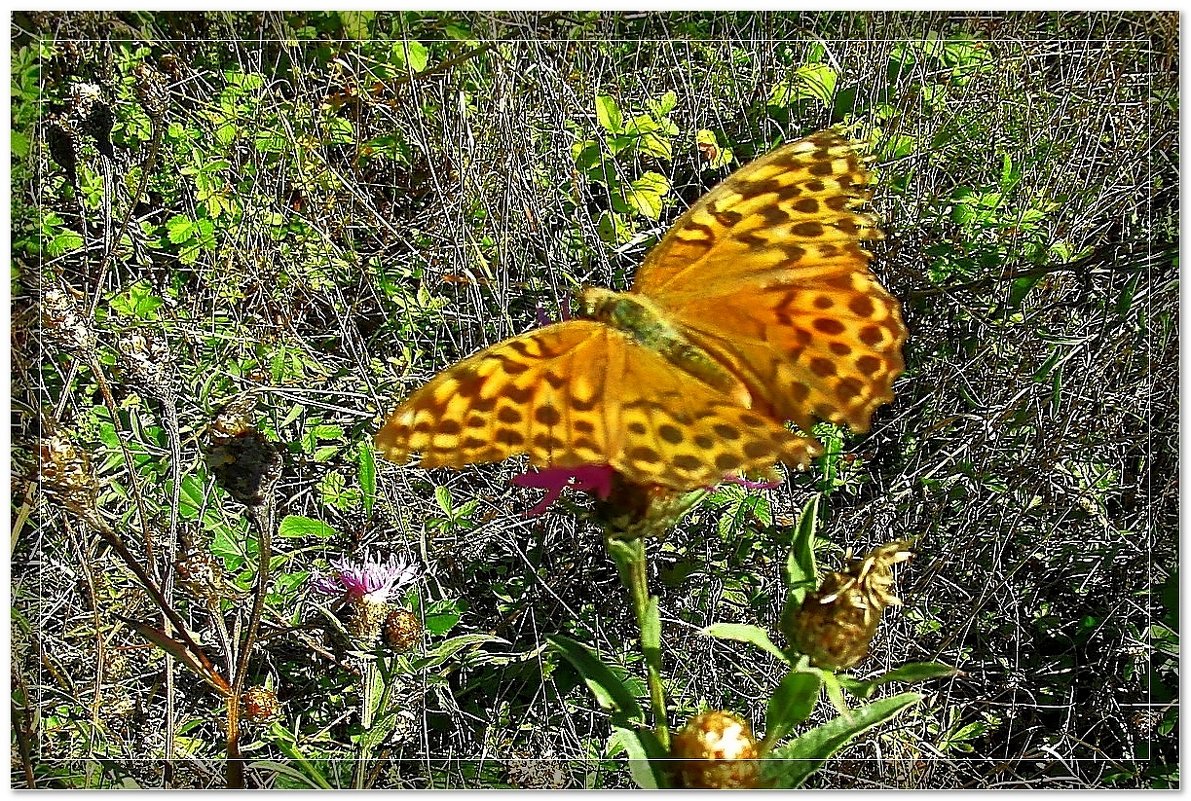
374,321,815,489
632,130,906,436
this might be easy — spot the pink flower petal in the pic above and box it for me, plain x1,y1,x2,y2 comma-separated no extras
512,464,616,515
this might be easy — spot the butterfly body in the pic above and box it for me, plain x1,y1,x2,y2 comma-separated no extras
576,286,748,403
376,129,906,491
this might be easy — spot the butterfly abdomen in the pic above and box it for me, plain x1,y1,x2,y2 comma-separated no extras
577,286,750,406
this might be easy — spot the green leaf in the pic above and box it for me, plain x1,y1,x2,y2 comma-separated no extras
338,10,374,39
358,445,376,516
434,485,453,515
277,515,337,539
595,94,623,133
783,495,820,608
761,692,922,788
701,623,788,663
765,669,823,745
412,633,504,670
424,611,460,635
610,726,671,788
48,229,84,256
769,63,838,108
841,662,957,699
110,280,165,320
624,171,670,219
403,40,430,73
177,474,206,520
166,215,195,244
547,634,644,722
1008,275,1041,309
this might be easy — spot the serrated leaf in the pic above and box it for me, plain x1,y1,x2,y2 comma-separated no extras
166,215,195,244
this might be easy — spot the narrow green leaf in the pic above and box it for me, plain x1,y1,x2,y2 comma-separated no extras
548,634,644,722
358,444,376,516
277,515,336,539
250,761,330,790
701,623,788,663
411,633,504,670
762,692,922,788
783,495,820,607
611,726,671,789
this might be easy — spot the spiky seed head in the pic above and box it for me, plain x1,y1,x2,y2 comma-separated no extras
785,540,914,671
38,436,99,517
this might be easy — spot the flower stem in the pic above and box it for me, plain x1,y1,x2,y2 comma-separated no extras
609,535,670,751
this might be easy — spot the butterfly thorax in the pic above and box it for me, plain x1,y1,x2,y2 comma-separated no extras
576,286,750,405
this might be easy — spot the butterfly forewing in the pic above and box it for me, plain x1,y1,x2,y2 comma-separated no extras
631,129,906,435
375,321,818,488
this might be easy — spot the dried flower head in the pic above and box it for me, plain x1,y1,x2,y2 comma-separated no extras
174,528,246,606
671,710,761,789
41,286,95,354
204,397,283,507
37,436,99,517
117,330,175,400
133,62,168,119
786,540,914,671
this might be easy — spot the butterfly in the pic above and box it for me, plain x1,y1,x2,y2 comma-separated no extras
375,129,906,490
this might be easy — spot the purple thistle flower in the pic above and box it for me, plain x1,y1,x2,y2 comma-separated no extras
512,464,616,516
310,552,419,605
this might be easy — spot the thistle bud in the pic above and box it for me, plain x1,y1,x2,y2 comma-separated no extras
241,686,279,723
785,540,914,671
671,710,760,789
383,608,423,653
